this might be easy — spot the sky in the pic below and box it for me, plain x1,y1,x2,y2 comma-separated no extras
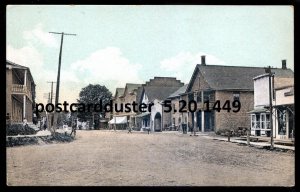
6,5,294,104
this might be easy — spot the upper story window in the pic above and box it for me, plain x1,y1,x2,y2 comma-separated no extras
197,91,202,102
203,90,213,102
188,93,194,102
233,92,240,101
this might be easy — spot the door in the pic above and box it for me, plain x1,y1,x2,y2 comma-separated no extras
197,111,202,131
154,112,162,131
204,111,214,131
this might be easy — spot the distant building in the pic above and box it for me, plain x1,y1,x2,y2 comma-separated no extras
136,77,184,132
249,60,294,139
166,84,188,131
6,60,36,124
109,84,142,129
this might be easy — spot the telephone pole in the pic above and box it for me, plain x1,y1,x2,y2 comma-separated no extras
265,66,275,149
47,81,56,103
49,32,76,132
49,32,76,106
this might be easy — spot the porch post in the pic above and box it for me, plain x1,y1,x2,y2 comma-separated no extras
286,110,289,139
201,91,205,132
201,111,205,132
23,69,27,119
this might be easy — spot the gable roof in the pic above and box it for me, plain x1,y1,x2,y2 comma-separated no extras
187,64,294,92
144,86,182,101
168,84,188,99
125,83,142,94
114,88,125,98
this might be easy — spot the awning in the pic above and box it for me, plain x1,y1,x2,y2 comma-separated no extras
135,112,151,118
108,116,127,124
247,108,270,114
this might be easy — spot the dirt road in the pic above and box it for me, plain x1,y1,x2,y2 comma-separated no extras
6,130,294,186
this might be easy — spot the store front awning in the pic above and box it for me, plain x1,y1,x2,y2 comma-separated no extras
247,108,270,114
135,112,151,118
108,116,127,124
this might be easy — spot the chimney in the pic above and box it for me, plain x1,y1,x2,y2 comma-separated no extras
201,55,206,65
282,60,287,69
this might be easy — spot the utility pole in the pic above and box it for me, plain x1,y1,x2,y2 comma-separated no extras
48,92,51,103
47,81,56,103
265,66,275,149
49,31,76,132
49,32,76,106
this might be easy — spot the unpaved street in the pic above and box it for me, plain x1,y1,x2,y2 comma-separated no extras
7,130,294,186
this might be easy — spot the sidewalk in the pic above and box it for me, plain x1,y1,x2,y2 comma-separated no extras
196,132,295,151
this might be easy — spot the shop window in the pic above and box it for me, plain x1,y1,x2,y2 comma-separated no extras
278,109,287,135
251,114,261,129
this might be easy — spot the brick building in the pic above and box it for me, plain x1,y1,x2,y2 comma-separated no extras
6,60,36,123
166,84,188,131
184,55,279,133
135,77,184,132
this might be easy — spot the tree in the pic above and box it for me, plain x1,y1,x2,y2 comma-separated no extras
76,84,112,129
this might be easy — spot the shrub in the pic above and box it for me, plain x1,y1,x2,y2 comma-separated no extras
6,124,37,136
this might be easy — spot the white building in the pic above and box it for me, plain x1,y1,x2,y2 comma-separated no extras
249,60,294,140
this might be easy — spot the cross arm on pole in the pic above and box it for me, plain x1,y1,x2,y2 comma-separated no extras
49,32,77,36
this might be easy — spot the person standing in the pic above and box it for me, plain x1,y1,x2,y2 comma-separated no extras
23,118,28,128
6,113,11,129
128,125,132,133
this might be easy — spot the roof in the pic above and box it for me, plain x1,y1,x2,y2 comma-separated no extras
187,64,294,92
168,84,188,99
114,88,125,98
125,83,142,94
6,60,35,84
144,86,182,101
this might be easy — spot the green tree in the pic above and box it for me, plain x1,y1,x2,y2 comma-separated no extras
76,84,112,129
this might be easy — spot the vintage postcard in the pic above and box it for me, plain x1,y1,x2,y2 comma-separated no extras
6,5,294,186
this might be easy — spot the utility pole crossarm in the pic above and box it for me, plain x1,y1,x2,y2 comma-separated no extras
49,32,77,36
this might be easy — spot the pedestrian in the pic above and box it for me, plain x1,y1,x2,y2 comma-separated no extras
70,122,77,137
128,126,132,133
147,127,150,134
6,113,11,129
23,118,28,128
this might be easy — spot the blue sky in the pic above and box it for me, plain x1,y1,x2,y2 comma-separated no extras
6,5,293,104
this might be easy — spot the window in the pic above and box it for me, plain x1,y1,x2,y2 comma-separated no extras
256,114,260,129
188,93,194,102
203,91,210,102
251,114,261,129
251,114,256,130
233,92,240,101
266,114,270,129
278,108,287,135
197,91,202,102
260,113,266,129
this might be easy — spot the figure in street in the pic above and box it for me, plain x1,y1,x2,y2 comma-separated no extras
70,122,77,137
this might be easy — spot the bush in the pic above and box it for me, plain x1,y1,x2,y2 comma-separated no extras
6,124,37,136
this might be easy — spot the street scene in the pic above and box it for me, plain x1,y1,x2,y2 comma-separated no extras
6,5,294,186
7,130,294,186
